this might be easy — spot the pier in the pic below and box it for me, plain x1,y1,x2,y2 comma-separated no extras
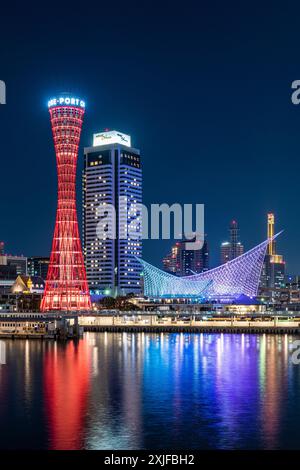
80,313,300,335
0,311,299,338
0,313,83,339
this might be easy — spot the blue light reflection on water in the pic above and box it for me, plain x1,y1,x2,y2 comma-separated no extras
0,333,300,449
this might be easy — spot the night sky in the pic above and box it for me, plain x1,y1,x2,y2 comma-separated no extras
1,2,300,273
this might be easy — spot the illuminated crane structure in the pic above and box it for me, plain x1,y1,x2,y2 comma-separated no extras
41,95,91,311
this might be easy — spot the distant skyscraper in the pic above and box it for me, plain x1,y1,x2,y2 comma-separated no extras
27,257,50,281
163,237,209,276
163,243,180,274
221,220,244,264
0,242,27,276
0,252,27,294
220,242,231,264
83,130,142,296
260,213,285,290
0,264,17,280
0,255,27,275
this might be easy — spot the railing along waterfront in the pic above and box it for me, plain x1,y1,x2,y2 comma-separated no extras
79,312,300,334
0,311,300,337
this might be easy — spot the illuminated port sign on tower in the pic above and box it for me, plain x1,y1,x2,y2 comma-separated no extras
48,96,86,108
41,95,91,311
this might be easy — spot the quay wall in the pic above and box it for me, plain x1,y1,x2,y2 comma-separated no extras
83,324,300,335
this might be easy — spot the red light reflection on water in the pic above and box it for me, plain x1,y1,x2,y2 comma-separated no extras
44,340,91,449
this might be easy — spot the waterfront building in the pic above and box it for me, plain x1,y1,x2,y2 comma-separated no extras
11,275,45,294
141,234,277,301
27,257,50,280
41,95,91,311
286,275,300,289
83,130,142,296
221,220,244,264
163,237,209,276
0,241,4,255
284,275,300,304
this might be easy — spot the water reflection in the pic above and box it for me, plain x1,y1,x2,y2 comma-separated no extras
0,333,299,449
44,340,91,449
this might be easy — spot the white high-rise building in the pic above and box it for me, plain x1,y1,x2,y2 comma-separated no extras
83,130,142,296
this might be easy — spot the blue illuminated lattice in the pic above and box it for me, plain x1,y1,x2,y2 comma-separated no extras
138,234,281,301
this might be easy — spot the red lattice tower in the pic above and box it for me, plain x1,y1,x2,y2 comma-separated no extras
41,95,91,311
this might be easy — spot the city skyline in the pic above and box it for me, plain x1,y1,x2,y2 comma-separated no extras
0,3,298,274
0,96,290,273
2,2,300,458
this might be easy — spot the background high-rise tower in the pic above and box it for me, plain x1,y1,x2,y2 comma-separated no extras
260,213,285,292
221,220,244,264
41,95,91,311
27,257,50,281
163,237,209,276
267,212,277,256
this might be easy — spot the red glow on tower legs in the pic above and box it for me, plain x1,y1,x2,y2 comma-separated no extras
41,104,91,311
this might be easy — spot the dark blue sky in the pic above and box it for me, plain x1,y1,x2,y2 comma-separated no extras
1,1,300,272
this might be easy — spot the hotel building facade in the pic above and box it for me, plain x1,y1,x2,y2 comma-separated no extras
83,130,142,296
